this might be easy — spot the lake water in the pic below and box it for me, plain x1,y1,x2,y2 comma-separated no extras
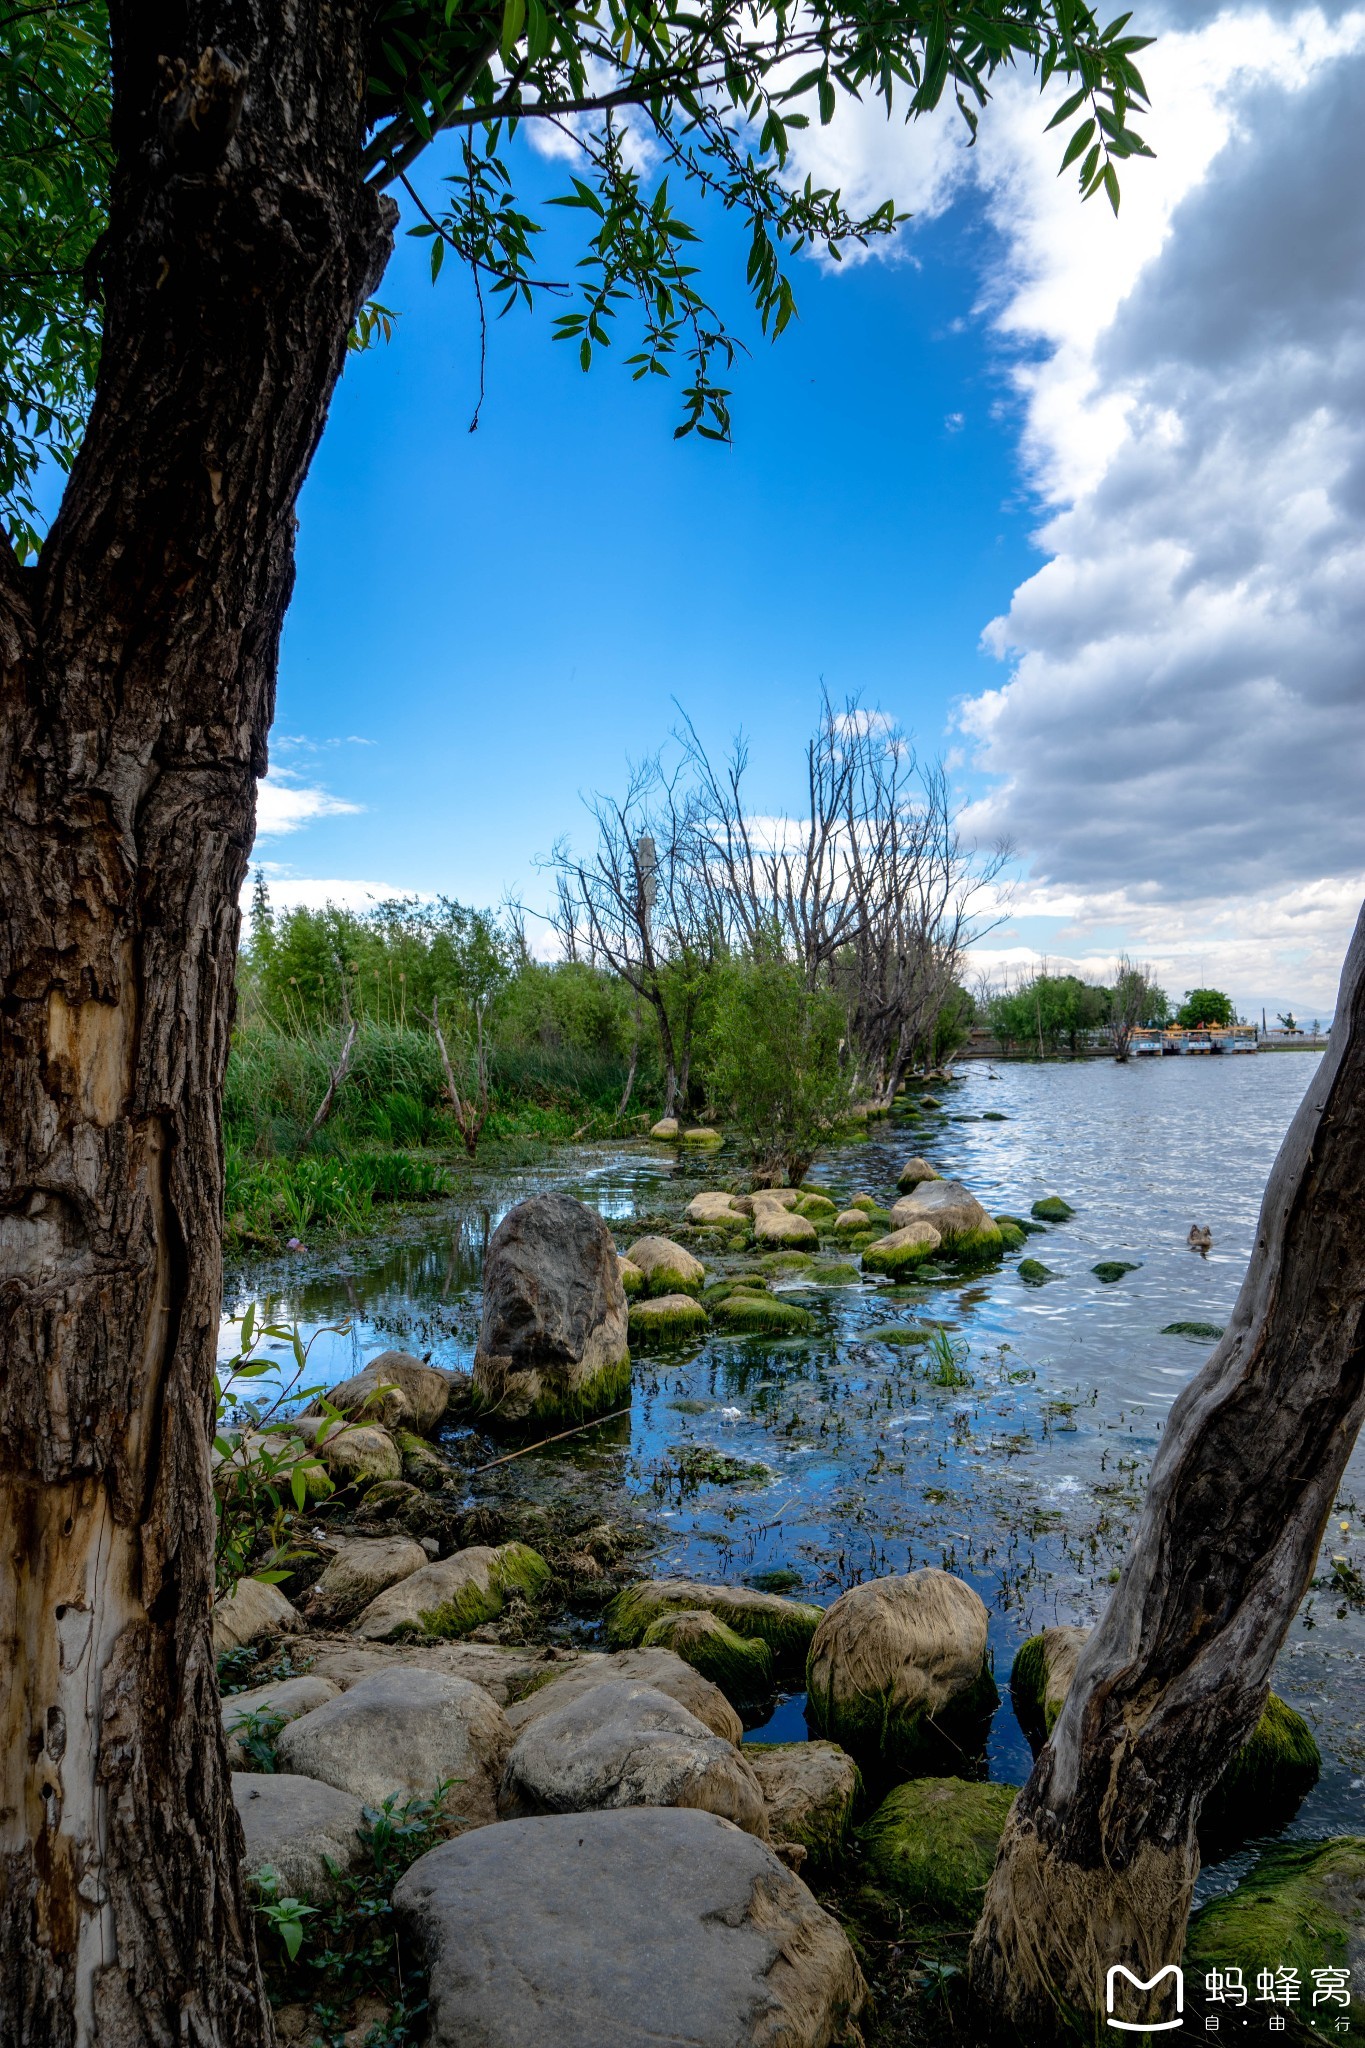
221,1050,1365,1891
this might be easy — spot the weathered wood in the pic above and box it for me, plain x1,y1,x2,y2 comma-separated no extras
0,7,394,2041
969,903,1365,2038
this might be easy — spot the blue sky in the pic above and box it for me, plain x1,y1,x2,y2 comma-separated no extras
266,147,1037,926
256,9,1365,1015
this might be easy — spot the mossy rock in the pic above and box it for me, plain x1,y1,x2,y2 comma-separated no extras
1092,1260,1141,1283
680,1126,725,1147
746,1741,861,1870
749,1567,805,1594
794,1191,838,1220
667,1398,710,1415
1200,1695,1321,1856
997,1212,1046,1236
394,1430,449,1491
1185,1836,1365,2022
640,1608,774,1706
625,1234,706,1297
702,1276,771,1304
806,1262,862,1287
1009,1627,1089,1749
864,1324,932,1347
759,1250,816,1274
848,1195,884,1215
848,1231,881,1253
859,1778,1018,1926
711,1293,814,1336
466,1351,632,1432
919,1095,942,1109
604,1578,823,1674
1163,1320,1225,1340
628,1293,709,1344
1030,1196,1075,1222
618,1257,645,1298
993,1220,1028,1250
1018,1259,1060,1286
981,1111,1009,1122
361,1539,552,1642
861,1228,942,1278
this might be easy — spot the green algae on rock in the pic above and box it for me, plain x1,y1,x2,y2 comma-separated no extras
1200,1694,1322,1855
746,1741,861,1869
863,1325,932,1346
993,1218,1028,1250
805,1569,997,1782
1009,1626,1089,1749
628,1293,709,1344
861,1223,943,1278
640,1608,775,1706
1018,1258,1060,1286
1030,1195,1075,1222
353,1540,551,1642
605,1578,823,1673
624,1234,706,1296
859,1777,1018,1925
710,1293,814,1335
1162,1320,1226,1340
618,1256,644,1297
1092,1260,1141,1282
1185,1836,1365,2019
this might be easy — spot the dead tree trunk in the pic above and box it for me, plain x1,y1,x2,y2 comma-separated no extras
0,11,393,2043
969,903,1365,2040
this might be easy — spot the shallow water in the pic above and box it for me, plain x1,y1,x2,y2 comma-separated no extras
222,1050,1365,1889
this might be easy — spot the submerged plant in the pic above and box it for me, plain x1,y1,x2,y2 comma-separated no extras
925,1328,973,1389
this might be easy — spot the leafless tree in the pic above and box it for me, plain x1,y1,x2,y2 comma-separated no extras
1106,954,1158,1063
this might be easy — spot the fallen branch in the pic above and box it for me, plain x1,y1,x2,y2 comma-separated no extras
303,1015,358,1144
470,1405,632,1472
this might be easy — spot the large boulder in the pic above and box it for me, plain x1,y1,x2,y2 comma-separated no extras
896,1157,942,1191
1010,1628,1320,1852
860,1222,942,1277
275,1666,510,1827
752,1207,819,1248
212,1578,302,1659
687,1192,746,1226
1186,1837,1365,2022
222,1675,340,1768
859,1778,1017,1925
639,1609,774,1707
292,1416,402,1487
501,1681,768,1835
352,1541,550,1641
606,1579,823,1676
394,1807,866,2048
505,1647,744,1747
805,1569,997,1780
745,1742,860,1871
233,1772,367,1898
309,1351,454,1437
301,1535,428,1627
473,1192,630,1425
624,1235,706,1295
889,1179,1003,1257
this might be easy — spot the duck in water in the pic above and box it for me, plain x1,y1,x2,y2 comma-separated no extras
1188,1224,1213,1255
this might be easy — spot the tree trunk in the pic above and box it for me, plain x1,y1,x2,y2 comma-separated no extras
969,903,1365,2040
0,10,393,2042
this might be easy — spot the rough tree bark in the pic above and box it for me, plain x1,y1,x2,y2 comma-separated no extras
969,903,1365,2039
0,9,393,2043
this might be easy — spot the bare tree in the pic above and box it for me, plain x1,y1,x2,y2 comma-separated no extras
1106,953,1158,1062
430,996,490,1157
549,755,714,1116
970,904,1365,2038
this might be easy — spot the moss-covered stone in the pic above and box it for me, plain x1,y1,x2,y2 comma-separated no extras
759,1250,816,1274
604,1577,823,1674
806,1262,862,1286
848,1230,881,1252
1092,1260,1141,1283
354,1540,551,1641
1186,1836,1365,2021
640,1608,774,1705
625,1234,706,1296
467,1351,632,1429
710,1293,814,1335
680,1126,724,1146
997,1212,1046,1236
628,1293,709,1344
394,1429,449,1491
864,1324,932,1346
1018,1258,1060,1286
861,1224,942,1277
749,1567,805,1594
981,1110,1009,1122
1009,1627,1089,1750
1200,1695,1321,1855
1163,1320,1225,1340
702,1276,772,1305
849,1195,883,1214
993,1219,1028,1250
1030,1195,1075,1222
618,1257,645,1298
794,1191,839,1220
746,1741,860,1869
859,1778,1017,1926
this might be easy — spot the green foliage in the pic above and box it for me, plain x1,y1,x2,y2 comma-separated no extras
7,1,1153,554
925,1327,973,1387
1177,986,1234,1028
0,3,110,558
705,953,851,1183
252,1782,455,2042
213,1307,344,1597
227,1707,289,1773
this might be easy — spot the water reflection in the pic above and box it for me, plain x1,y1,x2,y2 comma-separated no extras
223,1052,1365,1874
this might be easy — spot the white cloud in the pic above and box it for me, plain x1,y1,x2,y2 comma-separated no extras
254,769,362,838
241,873,430,921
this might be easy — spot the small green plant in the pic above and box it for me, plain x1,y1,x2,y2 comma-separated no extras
227,1706,288,1772
925,1328,973,1389
213,1305,347,1598
253,1868,319,1962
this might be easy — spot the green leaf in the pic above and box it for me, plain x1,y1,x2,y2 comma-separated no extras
1059,117,1095,173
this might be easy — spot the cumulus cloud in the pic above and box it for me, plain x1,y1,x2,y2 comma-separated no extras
240,873,429,923
254,769,362,837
